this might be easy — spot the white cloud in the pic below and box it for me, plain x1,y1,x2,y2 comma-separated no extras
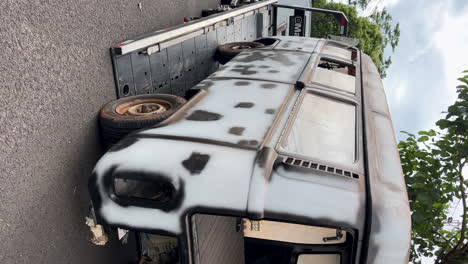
385,76,407,109
432,5,468,100
418,2,468,131
407,41,434,64
393,80,407,103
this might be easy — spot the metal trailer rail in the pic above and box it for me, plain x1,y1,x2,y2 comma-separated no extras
113,0,278,55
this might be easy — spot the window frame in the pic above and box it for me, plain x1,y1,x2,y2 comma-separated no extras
276,87,363,175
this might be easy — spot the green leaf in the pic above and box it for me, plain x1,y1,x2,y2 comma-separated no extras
418,136,429,142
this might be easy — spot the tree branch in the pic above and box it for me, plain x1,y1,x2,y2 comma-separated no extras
444,161,467,261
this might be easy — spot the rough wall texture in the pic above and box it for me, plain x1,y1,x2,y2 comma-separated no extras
0,0,218,263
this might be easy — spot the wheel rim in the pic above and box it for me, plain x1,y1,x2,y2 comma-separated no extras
115,100,171,116
127,103,167,116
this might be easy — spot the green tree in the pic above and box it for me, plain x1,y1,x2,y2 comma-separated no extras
310,0,399,78
398,71,468,263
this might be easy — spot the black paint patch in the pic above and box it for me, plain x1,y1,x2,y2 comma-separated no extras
230,65,257,75
108,137,139,153
234,81,250,86
265,108,276,115
238,139,259,146
182,152,210,175
268,70,279,73
228,127,245,136
260,83,277,89
234,102,254,108
233,50,297,67
186,110,222,121
259,65,270,69
235,51,272,63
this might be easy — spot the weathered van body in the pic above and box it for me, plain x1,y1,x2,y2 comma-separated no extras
89,36,411,263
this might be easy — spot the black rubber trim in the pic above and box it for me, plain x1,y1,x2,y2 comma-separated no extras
358,50,372,264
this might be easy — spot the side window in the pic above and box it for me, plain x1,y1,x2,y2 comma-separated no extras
312,58,356,94
279,92,356,165
321,43,357,62
191,214,350,264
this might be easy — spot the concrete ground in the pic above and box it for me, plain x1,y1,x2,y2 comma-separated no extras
0,0,218,263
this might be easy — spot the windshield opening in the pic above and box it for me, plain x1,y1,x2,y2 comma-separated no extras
191,214,352,264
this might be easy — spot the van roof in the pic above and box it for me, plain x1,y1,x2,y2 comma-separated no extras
89,36,411,263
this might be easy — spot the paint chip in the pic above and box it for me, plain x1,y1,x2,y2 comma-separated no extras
186,110,222,121
182,152,210,175
228,127,245,136
260,83,277,89
238,140,259,146
234,81,250,86
234,102,254,108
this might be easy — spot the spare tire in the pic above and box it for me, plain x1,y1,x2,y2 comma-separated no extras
99,94,186,144
215,42,265,64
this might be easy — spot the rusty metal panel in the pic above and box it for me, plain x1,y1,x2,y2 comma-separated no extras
242,16,249,41
226,24,235,43
131,52,152,95
206,30,219,76
262,10,270,37
256,12,265,38
216,25,228,45
149,49,171,94
206,30,218,49
113,53,136,97
234,21,243,41
182,38,198,90
167,43,186,96
194,34,212,83
243,14,256,41
194,33,207,50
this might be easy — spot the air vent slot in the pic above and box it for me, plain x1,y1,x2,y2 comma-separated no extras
283,157,360,179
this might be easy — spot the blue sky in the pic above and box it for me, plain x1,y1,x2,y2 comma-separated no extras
376,0,468,140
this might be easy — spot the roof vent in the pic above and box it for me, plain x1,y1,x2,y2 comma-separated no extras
283,157,360,179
